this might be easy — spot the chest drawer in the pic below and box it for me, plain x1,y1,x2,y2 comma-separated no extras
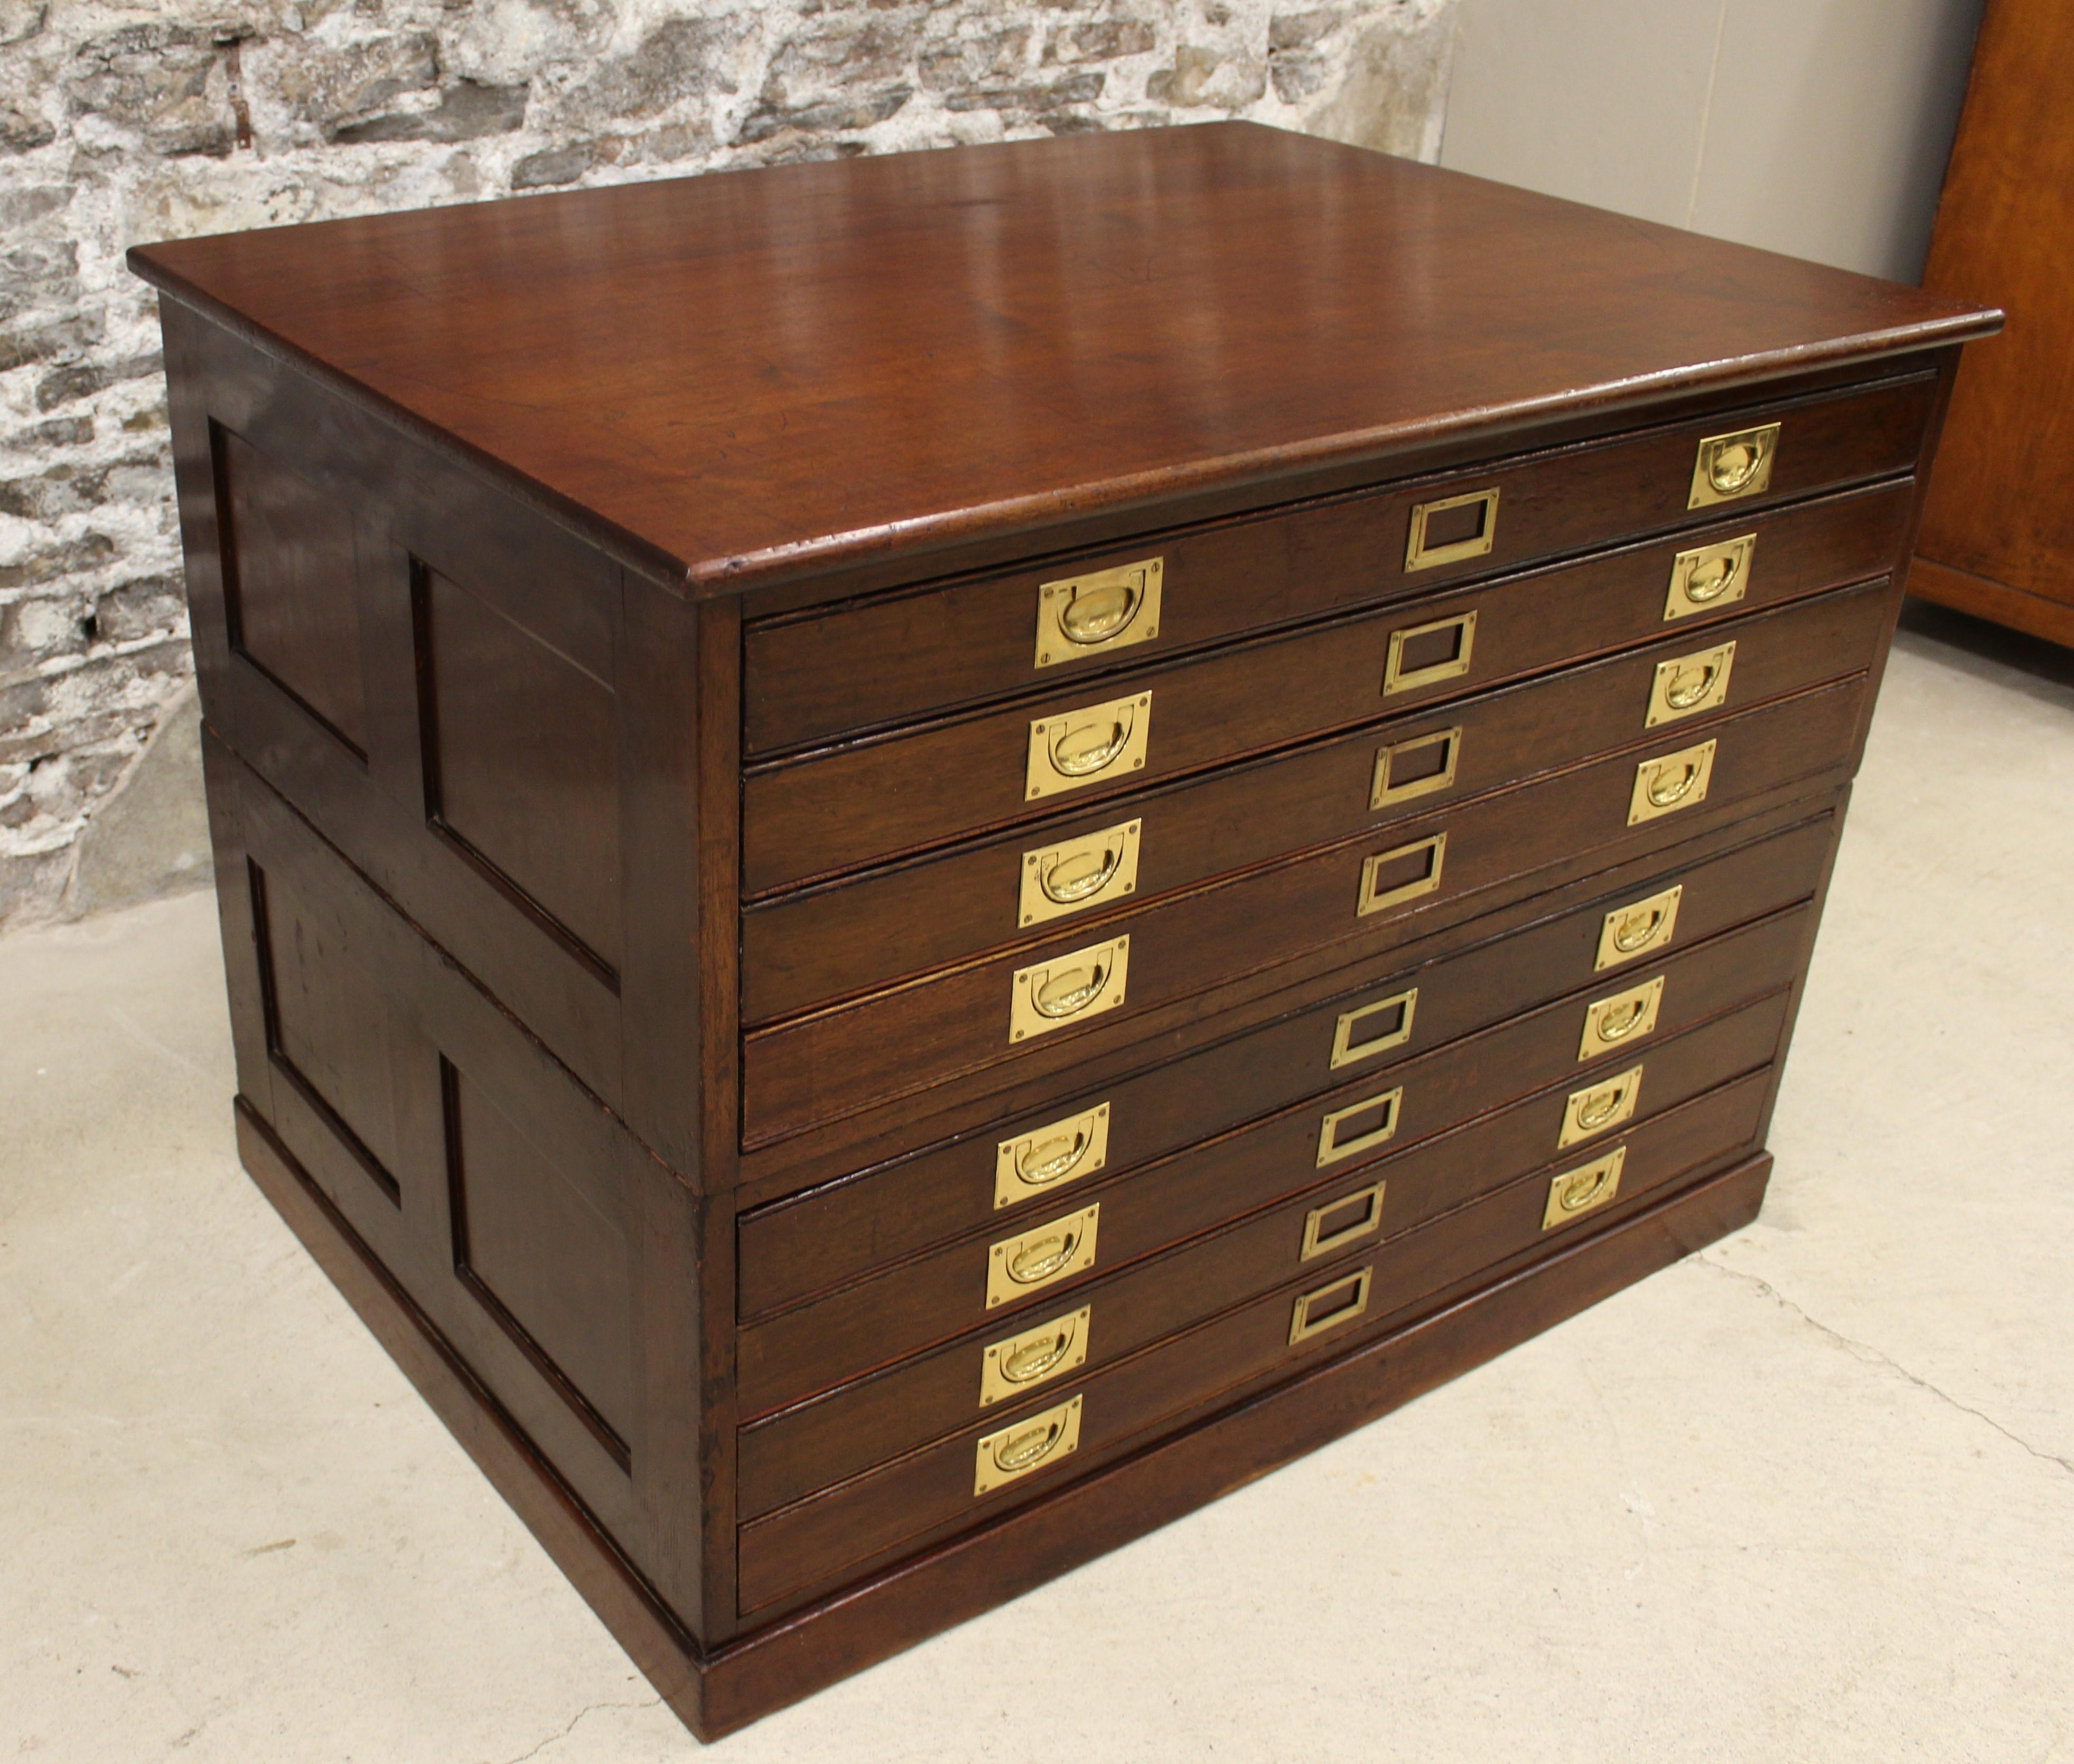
737,964,1796,1501
743,481,1905,896
736,810,1834,1320
743,374,1930,758
741,679,1862,1147
743,578,1886,1023
736,1068,1775,1618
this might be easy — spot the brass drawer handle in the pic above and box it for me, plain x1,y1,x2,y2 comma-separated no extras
1542,1147,1627,1230
1019,820,1141,927
1025,692,1152,801
1648,642,1736,728
1665,665,1717,708
1558,1064,1642,1148
979,1305,1091,1405
1665,533,1755,620
1405,487,1500,571
1315,1086,1403,1168
1301,1179,1387,1261
1370,726,1462,810
1009,935,1129,1042
1595,884,1682,969
1035,558,1163,667
1289,1265,1374,1345
1383,610,1478,696
1329,985,1418,1069
986,1203,1100,1307
1628,739,1717,825
974,1393,1084,1495
1579,973,1665,1060
994,1103,1111,1208
1690,423,1780,506
1357,832,1446,916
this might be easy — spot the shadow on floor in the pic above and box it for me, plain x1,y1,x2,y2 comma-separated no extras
1899,595,2074,706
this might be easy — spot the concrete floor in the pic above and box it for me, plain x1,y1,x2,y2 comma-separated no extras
4,612,2071,1763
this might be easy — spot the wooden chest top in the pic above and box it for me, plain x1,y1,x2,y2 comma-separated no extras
128,123,1992,597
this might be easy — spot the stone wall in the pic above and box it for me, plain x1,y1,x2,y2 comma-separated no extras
0,0,1457,930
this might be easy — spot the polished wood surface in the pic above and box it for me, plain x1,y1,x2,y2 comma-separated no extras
1915,0,2074,645
130,125,1993,597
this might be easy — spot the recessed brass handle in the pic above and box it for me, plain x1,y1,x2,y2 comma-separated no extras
1648,642,1735,728
1685,556,1739,603
1329,986,1419,1069
974,1393,1084,1495
1042,844,1122,903
1578,973,1665,1061
1300,1179,1387,1261
994,1103,1111,1208
979,1305,1091,1405
1018,820,1141,928
1542,1147,1627,1230
1356,832,1446,917
1035,558,1163,667
1689,423,1781,507
1665,665,1717,709
1628,739,1717,825
1665,533,1755,620
1009,935,1130,1042
1648,762,1701,806
1371,726,1463,810
1595,884,1683,970
1405,487,1500,571
1026,692,1152,800
1288,1265,1374,1346
1383,611,1478,696
986,1203,1100,1307
1315,1087,1404,1168
1558,1065,1642,1148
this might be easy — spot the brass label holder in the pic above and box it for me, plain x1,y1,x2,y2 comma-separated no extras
1383,610,1478,696
1405,487,1500,571
1301,1180,1387,1262
1025,691,1152,802
1330,986,1419,1070
978,1306,1091,1406
1034,557,1164,668
1647,641,1736,728
1542,1146,1627,1231
1018,818,1142,928
1289,1265,1374,1346
1357,832,1447,917
1689,423,1781,508
1578,974,1666,1062
986,1203,1100,1309
1595,883,1682,970
1558,1064,1643,1149
974,1393,1084,1496
1665,533,1755,620
1008,934,1129,1043
994,1103,1112,1209
1371,726,1463,810
1628,738,1718,825
1315,1086,1404,1168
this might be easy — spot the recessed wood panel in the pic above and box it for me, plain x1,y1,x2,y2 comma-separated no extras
421,566,623,975
216,426,369,755
445,1058,635,1456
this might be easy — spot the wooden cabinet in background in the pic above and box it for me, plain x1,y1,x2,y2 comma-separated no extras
1913,0,2074,646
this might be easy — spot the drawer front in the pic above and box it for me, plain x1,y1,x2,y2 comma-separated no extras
744,481,1907,894
742,373,1930,757
737,807,1833,1322
743,578,1888,1022
736,1071,1773,1616
738,988,1790,1426
741,680,1863,1147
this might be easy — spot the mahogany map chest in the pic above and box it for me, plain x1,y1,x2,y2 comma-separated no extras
129,124,2000,1737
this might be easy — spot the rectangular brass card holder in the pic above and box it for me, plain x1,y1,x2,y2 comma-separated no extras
1034,557,1163,668
1558,1064,1642,1149
1646,641,1735,728
1371,726,1463,810
1405,487,1500,571
1301,1179,1387,1262
994,1102,1111,1210
1689,423,1780,508
1289,1265,1374,1346
1018,818,1142,928
1357,832,1446,916
1008,934,1129,1043
1628,738,1717,825
1025,691,1151,801
986,1203,1100,1309
1542,1146,1627,1231
1578,973,1665,1062
974,1393,1083,1496
1330,986,1418,1070
1383,610,1478,696
978,1305,1091,1406
1665,532,1755,620
1315,1086,1403,1168
1595,883,1681,970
